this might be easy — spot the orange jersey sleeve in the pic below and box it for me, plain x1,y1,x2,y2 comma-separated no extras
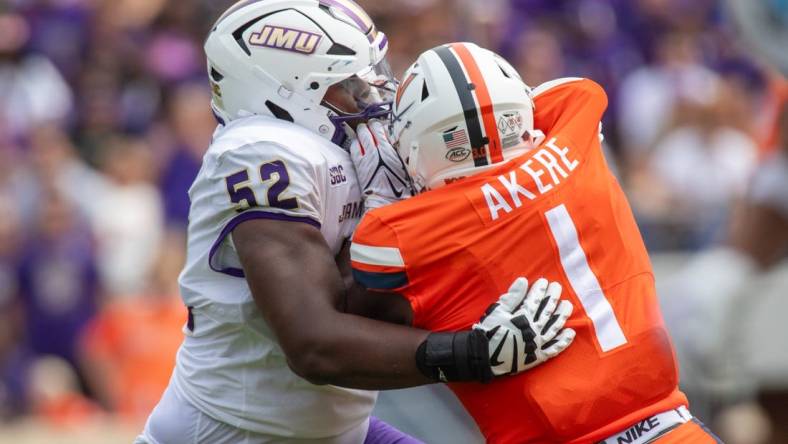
350,212,409,293
532,77,608,154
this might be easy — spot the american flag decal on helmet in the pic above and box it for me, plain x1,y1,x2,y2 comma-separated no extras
443,127,470,150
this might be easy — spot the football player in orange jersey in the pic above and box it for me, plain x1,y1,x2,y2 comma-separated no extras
347,42,723,443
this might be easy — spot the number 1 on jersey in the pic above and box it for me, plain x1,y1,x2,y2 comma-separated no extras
545,204,627,352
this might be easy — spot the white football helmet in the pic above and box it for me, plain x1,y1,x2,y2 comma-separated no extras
205,0,396,146
391,42,536,190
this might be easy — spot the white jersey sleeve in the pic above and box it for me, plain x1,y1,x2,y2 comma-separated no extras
202,141,326,276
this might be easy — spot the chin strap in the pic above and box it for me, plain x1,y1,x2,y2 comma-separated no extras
325,100,394,148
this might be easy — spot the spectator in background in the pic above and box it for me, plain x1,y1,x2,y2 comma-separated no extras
144,2,204,85
158,82,213,230
658,86,788,444
91,137,163,297
79,240,185,421
617,31,721,166
513,26,566,87
0,195,35,421
16,188,98,384
27,355,102,428
631,76,758,250
0,12,73,140
15,125,106,225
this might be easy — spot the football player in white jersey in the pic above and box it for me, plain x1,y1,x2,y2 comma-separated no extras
135,1,576,443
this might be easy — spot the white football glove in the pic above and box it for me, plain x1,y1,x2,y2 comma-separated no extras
350,120,413,210
474,277,576,376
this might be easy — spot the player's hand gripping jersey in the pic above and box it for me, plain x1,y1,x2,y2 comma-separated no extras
351,79,688,443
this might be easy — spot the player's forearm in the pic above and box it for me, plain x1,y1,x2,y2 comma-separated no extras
287,312,433,389
235,219,497,390
234,219,432,389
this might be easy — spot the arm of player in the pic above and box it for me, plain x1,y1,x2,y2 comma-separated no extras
531,77,609,151
349,119,414,211
235,219,573,388
233,218,431,389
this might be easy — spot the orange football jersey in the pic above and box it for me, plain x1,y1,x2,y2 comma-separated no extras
351,78,687,443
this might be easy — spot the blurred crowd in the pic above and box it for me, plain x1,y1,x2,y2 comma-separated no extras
0,0,785,440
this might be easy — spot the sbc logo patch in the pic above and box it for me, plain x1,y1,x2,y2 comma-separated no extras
249,25,323,54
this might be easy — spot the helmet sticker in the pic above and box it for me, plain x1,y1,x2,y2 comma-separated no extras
446,148,472,163
442,127,472,162
442,126,469,150
498,112,524,148
210,82,224,109
249,25,323,54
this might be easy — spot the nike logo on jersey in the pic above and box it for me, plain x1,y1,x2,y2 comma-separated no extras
616,416,661,444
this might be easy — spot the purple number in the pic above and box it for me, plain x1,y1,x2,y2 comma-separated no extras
261,161,298,210
225,170,258,212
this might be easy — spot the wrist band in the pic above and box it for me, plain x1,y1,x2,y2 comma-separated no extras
415,330,493,383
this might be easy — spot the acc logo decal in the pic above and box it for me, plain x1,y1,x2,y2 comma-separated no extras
446,147,471,162
249,25,323,54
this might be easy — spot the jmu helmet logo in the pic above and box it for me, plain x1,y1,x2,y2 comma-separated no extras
249,25,323,54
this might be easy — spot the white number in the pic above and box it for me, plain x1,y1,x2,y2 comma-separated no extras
545,204,627,352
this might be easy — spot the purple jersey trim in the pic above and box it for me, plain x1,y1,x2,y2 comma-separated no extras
691,418,723,444
364,417,424,444
209,210,322,278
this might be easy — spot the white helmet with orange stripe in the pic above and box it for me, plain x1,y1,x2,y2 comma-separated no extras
205,0,396,147
391,42,536,190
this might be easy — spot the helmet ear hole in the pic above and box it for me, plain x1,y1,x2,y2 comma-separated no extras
265,101,294,122
498,64,511,79
210,67,225,82
327,43,356,56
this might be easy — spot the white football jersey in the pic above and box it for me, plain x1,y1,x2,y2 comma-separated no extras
172,115,375,438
